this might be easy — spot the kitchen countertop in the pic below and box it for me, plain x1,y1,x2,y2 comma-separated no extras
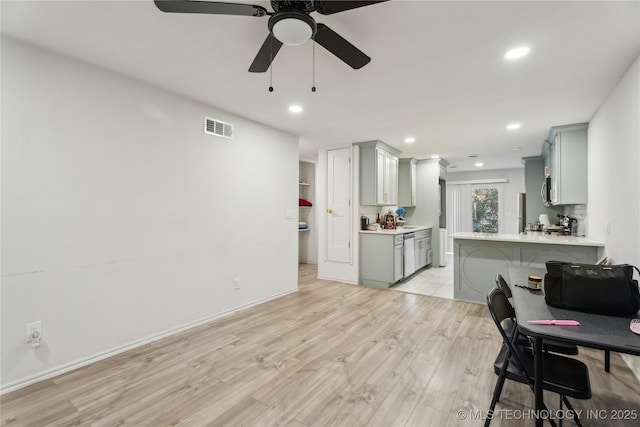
452,231,604,247
359,225,431,235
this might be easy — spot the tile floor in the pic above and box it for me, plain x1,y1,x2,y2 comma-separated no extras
392,253,454,299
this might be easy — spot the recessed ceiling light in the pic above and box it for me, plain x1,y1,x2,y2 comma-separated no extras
507,123,521,130
475,162,484,167
504,46,530,60
431,154,440,159
404,137,416,144
288,105,303,114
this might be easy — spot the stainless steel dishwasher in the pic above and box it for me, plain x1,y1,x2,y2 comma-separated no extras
403,232,416,278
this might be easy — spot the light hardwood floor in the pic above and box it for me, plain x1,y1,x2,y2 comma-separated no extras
2,264,639,426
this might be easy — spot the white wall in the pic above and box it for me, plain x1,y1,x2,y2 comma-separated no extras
588,55,639,261
587,54,640,378
1,38,299,391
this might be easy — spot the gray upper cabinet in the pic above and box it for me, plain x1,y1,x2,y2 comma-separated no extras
358,140,400,206
543,123,588,205
398,158,417,207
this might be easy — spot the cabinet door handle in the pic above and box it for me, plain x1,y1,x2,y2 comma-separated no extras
327,208,333,214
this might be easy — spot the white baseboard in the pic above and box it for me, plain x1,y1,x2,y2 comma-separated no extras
316,274,358,285
0,288,298,395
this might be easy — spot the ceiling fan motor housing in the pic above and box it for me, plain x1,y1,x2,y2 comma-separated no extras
270,1,316,13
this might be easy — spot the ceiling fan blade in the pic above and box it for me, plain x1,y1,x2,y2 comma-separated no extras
313,23,370,69
314,0,388,15
249,34,283,72
154,0,268,17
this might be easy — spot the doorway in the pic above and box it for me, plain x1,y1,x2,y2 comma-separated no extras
299,160,317,264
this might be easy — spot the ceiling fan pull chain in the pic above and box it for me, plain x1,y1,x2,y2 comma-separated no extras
269,38,274,92
311,40,317,92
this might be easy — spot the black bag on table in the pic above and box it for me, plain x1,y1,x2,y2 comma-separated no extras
544,261,640,316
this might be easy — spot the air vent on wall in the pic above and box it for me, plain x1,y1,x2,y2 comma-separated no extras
204,116,233,139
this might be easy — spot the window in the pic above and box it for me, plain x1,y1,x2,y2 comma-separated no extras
472,187,499,233
446,181,505,251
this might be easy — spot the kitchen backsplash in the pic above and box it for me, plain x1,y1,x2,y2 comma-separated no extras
361,203,588,235
564,204,587,236
359,205,400,225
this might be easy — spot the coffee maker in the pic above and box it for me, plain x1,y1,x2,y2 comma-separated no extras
557,214,578,235
360,215,370,230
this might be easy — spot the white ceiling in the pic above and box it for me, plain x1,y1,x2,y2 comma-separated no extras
2,0,639,171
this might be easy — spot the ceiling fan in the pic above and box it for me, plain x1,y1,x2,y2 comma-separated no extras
154,1,388,72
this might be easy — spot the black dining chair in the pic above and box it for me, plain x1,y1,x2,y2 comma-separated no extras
485,287,591,427
495,273,513,298
495,274,579,356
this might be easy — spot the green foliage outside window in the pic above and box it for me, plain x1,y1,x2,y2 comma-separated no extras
472,188,499,233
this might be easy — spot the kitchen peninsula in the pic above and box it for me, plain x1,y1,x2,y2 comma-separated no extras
453,232,605,303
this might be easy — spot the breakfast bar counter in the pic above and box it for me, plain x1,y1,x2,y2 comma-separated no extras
453,232,604,303
359,225,431,235
452,231,605,247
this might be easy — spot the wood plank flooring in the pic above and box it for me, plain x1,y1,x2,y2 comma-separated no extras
2,264,639,426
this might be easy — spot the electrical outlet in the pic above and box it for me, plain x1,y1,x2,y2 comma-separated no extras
26,321,42,347
233,278,240,290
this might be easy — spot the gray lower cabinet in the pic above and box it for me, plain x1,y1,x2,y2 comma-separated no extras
360,233,404,288
416,238,427,268
360,228,432,288
394,241,403,283
414,229,432,269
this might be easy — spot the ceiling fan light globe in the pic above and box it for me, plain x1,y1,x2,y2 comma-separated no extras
273,18,313,46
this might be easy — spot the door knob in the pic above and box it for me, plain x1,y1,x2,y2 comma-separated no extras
327,208,333,214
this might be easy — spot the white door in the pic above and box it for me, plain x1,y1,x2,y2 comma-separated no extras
326,148,351,263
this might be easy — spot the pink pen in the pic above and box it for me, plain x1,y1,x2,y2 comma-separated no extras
528,320,580,326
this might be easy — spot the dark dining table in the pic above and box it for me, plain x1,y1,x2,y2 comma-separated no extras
508,267,640,427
